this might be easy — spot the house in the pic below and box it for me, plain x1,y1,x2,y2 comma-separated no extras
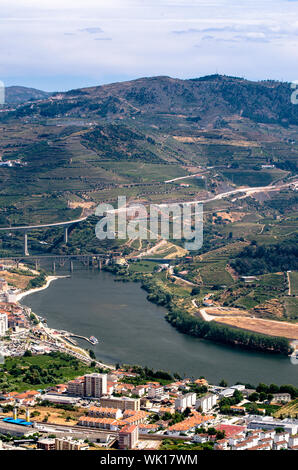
273,440,288,450
167,412,214,437
193,433,211,443
274,432,290,443
248,442,272,451
88,406,123,420
216,424,246,439
231,436,260,450
122,410,149,426
132,385,145,397
214,439,229,450
288,434,298,449
194,378,208,387
272,393,291,403
261,430,276,440
139,424,159,434
78,416,121,431
14,390,41,405
229,406,245,414
158,406,174,416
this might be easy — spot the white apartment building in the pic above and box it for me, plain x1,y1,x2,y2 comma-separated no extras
148,385,164,399
196,393,218,412
0,313,8,337
175,392,196,411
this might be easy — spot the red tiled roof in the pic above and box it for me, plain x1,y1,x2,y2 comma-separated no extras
216,424,246,438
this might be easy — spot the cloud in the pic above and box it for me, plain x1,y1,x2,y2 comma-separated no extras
79,27,104,34
0,0,297,90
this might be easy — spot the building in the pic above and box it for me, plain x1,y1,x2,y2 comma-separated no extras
118,424,139,450
100,396,140,412
231,384,245,391
247,417,298,435
78,416,120,431
174,392,196,412
272,393,291,403
55,437,89,451
41,393,81,406
148,385,164,399
7,312,27,330
0,278,8,293
85,373,107,398
288,434,298,449
139,424,159,434
196,393,217,412
219,388,237,398
132,385,145,397
122,410,149,425
0,313,8,336
88,406,123,420
37,438,55,451
67,377,85,396
167,412,214,437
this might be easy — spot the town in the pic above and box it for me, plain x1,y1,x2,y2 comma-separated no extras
0,265,297,451
1,365,298,451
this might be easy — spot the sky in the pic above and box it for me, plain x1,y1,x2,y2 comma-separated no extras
0,0,297,91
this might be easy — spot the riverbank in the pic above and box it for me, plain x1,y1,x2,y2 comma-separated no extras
105,265,293,356
16,273,114,370
16,275,69,301
20,269,298,385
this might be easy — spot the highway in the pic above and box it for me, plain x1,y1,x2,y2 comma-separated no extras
0,215,88,231
107,179,298,214
0,179,296,230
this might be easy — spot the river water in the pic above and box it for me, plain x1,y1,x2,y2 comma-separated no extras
21,269,298,386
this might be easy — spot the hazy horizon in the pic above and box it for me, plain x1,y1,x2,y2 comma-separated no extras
4,72,296,94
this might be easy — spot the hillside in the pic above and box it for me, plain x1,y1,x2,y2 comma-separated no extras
0,74,296,339
5,86,52,104
0,74,297,256
4,75,298,126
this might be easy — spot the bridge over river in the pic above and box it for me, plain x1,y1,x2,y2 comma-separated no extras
0,216,88,256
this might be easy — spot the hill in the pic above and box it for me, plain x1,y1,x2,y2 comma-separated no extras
0,74,297,247
3,75,298,126
5,86,52,104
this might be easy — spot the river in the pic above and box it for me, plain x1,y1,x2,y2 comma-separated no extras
21,269,298,386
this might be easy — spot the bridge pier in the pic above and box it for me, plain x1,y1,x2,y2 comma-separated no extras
24,231,29,256
64,226,69,244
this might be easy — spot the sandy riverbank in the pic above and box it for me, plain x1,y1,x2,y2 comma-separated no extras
16,275,69,301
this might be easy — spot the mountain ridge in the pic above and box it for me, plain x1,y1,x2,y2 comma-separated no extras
3,74,297,127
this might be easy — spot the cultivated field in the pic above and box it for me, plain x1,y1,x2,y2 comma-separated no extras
289,271,298,296
274,399,298,418
213,316,298,340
